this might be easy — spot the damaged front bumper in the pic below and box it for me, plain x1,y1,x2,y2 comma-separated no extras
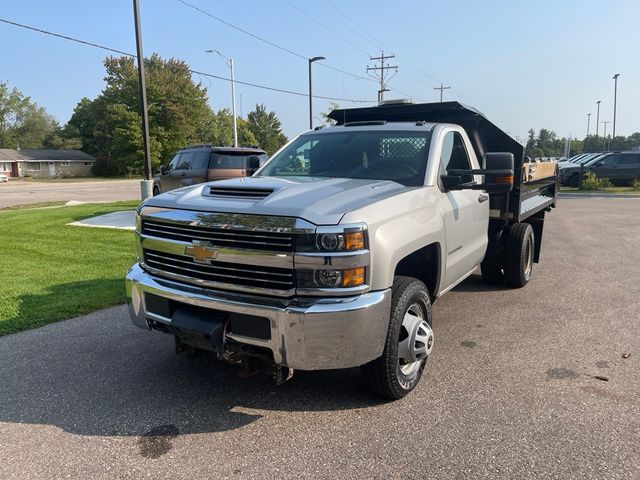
125,263,391,370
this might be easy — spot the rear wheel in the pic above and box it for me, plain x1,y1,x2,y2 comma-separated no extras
361,276,434,400
504,223,534,288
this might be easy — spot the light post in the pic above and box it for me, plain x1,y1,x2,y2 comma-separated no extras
206,49,237,147
586,113,591,137
132,0,153,200
308,56,326,130
595,100,601,137
612,73,620,139
602,121,610,151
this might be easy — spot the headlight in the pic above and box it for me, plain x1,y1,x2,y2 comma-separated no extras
297,267,366,288
297,225,367,252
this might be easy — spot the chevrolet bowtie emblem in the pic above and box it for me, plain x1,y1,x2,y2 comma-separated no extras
184,241,219,264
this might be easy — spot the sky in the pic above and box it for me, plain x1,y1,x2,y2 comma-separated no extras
1,0,638,142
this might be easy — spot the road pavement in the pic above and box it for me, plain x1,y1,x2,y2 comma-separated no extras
1,197,639,479
0,179,140,208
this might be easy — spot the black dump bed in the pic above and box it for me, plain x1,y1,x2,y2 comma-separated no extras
329,101,557,223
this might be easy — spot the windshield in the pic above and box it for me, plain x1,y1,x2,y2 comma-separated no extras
258,130,432,187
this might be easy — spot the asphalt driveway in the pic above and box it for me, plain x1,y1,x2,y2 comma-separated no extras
0,179,140,208
0,197,639,479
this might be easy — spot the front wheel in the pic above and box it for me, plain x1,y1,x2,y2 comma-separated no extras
569,174,580,188
361,276,434,400
153,185,160,196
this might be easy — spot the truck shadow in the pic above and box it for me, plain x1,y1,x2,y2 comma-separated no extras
0,281,384,440
452,274,512,293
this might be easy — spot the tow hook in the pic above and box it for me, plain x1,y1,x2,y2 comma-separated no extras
274,366,294,386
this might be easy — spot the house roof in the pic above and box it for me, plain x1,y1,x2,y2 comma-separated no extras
0,149,95,162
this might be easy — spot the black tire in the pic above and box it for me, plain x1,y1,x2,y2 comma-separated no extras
569,174,580,188
153,185,160,196
481,229,504,284
361,276,433,400
504,223,534,288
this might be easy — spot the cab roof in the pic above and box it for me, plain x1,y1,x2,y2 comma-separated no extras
328,101,524,164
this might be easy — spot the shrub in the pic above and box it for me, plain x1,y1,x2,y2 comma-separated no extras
631,178,640,191
580,172,613,190
91,162,120,177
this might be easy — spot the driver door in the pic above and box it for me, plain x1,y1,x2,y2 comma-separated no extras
438,130,489,288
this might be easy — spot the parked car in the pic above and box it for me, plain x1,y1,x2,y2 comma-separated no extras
153,145,268,195
127,100,558,399
0,173,8,183
560,152,640,186
558,153,608,186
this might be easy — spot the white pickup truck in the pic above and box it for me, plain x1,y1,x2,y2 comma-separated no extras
126,101,557,399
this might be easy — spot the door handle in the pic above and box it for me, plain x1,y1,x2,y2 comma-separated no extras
181,172,186,176
478,194,489,203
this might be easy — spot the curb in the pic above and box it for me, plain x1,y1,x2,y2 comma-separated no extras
558,192,640,199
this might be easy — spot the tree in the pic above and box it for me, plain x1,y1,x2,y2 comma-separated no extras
247,104,287,155
0,81,77,149
320,102,340,126
67,54,216,174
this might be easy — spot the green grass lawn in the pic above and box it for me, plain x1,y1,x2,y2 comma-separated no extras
0,201,139,335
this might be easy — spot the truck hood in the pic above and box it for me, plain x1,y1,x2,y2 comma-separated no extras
144,176,411,225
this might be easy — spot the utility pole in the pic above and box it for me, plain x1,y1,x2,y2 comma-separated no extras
308,56,326,130
367,51,398,102
132,0,153,200
602,121,610,151
612,73,620,139
434,83,451,102
595,100,601,137
586,113,591,137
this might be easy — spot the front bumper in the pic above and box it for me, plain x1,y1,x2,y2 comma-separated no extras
126,263,391,370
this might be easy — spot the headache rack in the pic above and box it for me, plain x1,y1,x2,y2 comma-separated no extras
328,101,558,224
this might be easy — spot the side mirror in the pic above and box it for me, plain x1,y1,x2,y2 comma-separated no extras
446,152,514,193
247,155,261,175
440,175,463,190
594,161,603,167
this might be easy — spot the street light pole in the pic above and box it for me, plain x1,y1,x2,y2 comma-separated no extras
206,49,237,147
586,113,591,137
595,100,601,137
132,0,153,199
602,121,610,151
612,73,620,139
308,56,326,130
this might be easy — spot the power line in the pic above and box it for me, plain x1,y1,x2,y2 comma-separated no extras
0,16,374,104
283,0,371,57
0,18,132,57
175,0,376,84
321,1,449,93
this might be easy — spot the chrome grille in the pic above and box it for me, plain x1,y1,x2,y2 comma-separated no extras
143,249,294,292
141,219,293,252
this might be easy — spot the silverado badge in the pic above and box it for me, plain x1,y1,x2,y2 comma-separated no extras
184,241,219,264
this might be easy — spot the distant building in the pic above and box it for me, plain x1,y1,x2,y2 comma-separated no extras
0,149,96,179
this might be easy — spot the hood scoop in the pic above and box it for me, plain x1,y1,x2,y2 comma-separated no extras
206,185,274,199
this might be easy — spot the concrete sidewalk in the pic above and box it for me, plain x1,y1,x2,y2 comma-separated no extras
68,210,136,230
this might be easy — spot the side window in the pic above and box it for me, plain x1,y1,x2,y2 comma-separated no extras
600,155,619,166
191,151,211,169
165,153,181,172
177,152,195,170
439,132,473,184
620,155,640,165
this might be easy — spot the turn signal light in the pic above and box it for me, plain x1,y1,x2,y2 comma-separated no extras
342,267,366,287
344,231,365,250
